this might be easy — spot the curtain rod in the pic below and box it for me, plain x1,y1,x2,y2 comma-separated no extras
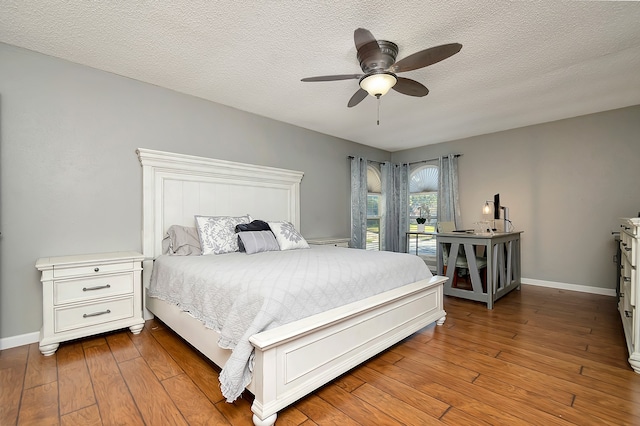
348,154,462,166
407,153,462,166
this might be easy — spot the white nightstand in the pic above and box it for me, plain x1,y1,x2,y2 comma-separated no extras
307,237,350,248
36,251,145,355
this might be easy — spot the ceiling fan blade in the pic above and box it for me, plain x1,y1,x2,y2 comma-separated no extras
392,77,429,97
354,28,378,51
348,88,368,107
301,74,362,82
390,43,462,73
354,28,386,68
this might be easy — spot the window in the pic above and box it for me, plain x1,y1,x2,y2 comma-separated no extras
366,165,381,251
409,164,439,231
409,164,439,269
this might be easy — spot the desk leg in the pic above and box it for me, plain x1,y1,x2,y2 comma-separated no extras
487,243,495,309
464,243,483,295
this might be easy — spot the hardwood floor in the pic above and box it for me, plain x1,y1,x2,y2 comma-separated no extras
3,284,640,425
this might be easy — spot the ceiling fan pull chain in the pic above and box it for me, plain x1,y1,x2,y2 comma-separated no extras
376,94,381,125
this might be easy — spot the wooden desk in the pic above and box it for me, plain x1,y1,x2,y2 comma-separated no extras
436,231,522,309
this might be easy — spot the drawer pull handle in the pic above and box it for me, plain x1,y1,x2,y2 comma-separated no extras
94,267,100,272
83,309,111,318
625,247,632,252
622,243,628,247
626,310,633,318
83,284,111,292
624,277,631,282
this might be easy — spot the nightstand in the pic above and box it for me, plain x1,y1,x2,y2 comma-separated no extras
307,237,350,248
36,251,145,355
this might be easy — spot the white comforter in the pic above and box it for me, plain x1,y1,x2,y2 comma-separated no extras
148,245,432,401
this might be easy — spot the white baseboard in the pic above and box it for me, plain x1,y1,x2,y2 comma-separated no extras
0,331,39,350
521,278,616,297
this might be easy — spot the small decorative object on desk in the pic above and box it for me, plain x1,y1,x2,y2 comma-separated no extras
416,205,428,232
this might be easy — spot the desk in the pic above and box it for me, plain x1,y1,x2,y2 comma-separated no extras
436,231,522,309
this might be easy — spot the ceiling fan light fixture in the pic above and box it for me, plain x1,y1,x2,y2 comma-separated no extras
359,72,397,97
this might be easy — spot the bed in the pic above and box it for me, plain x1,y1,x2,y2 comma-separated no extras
137,148,448,425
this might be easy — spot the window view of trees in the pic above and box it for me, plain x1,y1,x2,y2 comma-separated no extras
367,194,380,250
409,193,438,232
366,165,382,251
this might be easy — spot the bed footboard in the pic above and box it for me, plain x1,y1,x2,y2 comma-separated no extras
248,276,447,425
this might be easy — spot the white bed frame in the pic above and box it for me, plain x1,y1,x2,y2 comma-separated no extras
137,148,448,425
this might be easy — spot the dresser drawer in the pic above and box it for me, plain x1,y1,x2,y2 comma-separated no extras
622,257,636,306
54,296,134,333
54,273,134,305
53,261,135,279
621,233,636,267
622,222,638,238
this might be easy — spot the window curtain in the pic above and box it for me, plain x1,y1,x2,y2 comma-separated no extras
438,154,461,229
350,157,368,249
380,162,409,252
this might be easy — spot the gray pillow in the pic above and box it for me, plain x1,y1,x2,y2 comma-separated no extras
162,225,202,256
238,231,280,255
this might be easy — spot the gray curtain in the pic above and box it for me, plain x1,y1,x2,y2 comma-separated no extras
381,162,409,252
438,154,461,229
350,157,368,249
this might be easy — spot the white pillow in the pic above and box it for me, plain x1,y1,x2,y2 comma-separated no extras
268,221,309,251
195,214,252,255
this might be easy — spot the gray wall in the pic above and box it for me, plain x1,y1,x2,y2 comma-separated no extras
3,41,639,341
392,105,640,291
0,43,390,339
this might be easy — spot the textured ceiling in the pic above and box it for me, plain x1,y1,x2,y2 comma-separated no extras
2,1,640,151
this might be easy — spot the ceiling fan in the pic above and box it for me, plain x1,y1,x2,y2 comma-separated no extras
301,28,462,108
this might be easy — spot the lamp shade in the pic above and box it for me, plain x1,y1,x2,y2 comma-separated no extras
359,72,397,97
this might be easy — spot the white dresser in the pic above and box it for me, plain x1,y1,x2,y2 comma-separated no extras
619,218,640,372
36,251,145,355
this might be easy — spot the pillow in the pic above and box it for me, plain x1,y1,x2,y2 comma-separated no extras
235,219,271,233
268,221,310,251
235,220,272,252
162,225,202,256
238,231,280,255
195,214,252,255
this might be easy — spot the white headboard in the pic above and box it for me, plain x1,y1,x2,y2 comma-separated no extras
137,148,304,259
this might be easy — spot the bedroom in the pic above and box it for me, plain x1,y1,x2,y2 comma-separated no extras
1,1,640,424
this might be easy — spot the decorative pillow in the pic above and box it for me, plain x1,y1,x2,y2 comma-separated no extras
238,231,280,255
268,221,310,251
235,219,271,233
162,225,202,256
235,220,272,252
195,214,252,255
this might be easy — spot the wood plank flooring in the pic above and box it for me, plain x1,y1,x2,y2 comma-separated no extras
3,284,640,425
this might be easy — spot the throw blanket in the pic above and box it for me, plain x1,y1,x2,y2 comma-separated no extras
148,245,431,401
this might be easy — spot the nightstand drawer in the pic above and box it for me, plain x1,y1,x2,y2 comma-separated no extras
54,273,134,305
53,261,135,278
54,296,134,333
